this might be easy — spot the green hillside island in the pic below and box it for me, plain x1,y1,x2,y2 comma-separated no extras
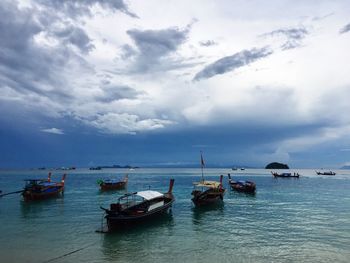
265,162,289,169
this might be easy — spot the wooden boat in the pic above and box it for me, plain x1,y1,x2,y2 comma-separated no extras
191,175,225,206
100,179,175,232
271,171,300,178
315,171,336,176
97,175,128,191
191,152,225,206
227,173,256,193
22,173,66,201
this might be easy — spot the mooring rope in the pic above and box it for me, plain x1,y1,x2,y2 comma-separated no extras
41,242,97,263
0,190,23,198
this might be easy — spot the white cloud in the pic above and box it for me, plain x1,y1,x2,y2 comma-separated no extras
41,128,64,135
81,112,173,134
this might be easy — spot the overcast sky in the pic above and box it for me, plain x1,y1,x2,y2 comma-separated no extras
1,0,350,168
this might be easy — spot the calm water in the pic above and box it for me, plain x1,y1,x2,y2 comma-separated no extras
0,168,349,263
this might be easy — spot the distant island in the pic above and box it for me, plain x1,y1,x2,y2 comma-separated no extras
341,165,350,169
89,164,139,170
265,162,289,169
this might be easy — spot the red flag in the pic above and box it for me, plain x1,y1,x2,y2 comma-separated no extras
200,153,205,168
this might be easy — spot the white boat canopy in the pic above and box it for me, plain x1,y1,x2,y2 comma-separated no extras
137,190,163,200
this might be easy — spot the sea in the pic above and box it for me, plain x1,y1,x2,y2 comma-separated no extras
0,168,349,263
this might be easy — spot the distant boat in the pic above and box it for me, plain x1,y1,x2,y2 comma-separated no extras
97,175,128,191
89,166,102,170
240,168,245,171
271,171,300,178
232,167,238,171
315,171,336,176
100,179,175,232
228,173,256,193
22,173,66,201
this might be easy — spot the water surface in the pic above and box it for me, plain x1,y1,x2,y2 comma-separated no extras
0,168,349,263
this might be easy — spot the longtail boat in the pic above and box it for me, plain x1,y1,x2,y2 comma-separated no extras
97,175,128,191
100,179,175,232
191,175,225,206
315,171,336,176
227,173,256,193
271,171,300,178
22,173,66,201
191,152,225,206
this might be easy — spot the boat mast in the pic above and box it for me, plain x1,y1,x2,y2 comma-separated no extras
200,151,205,182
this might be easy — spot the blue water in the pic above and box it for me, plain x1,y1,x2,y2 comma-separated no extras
0,168,349,263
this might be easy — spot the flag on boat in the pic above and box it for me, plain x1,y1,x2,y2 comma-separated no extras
200,152,205,168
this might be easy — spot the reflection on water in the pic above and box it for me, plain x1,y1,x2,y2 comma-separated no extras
228,189,257,198
101,214,174,261
191,203,225,226
20,197,65,218
98,188,129,196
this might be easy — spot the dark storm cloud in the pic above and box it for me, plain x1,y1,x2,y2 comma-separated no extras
193,47,273,81
262,27,308,50
0,1,70,99
199,40,217,47
97,85,144,102
125,27,189,72
51,25,95,53
120,44,137,59
36,0,138,18
339,23,350,34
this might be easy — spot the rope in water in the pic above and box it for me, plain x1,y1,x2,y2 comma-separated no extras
0,190,23,197
41,242,97,263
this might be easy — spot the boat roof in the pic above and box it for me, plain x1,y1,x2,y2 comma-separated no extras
103,179,120,183
136,190,163,200
193,180,221,188
24,179,47,182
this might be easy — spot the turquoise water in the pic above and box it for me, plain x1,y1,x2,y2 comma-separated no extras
0,168,349,263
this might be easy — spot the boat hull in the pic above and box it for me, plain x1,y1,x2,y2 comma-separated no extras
229,183,256,193
100,182,126,191
22,186,64,201
272,173,299,178
105,199,174,231
316,172,335,176
191,189,225,206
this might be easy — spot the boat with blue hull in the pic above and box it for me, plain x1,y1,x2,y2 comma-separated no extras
315,171,336,176
228,174,256,193
271,171,300,178
22,173,66,201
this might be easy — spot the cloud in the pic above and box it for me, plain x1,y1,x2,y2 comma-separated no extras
339,23,350,34
120,44,138,59
82,113,173,134
193,47,273,81
0,1,70,99
35,0,138,18
96,84,144,102
41,128,64,135
123,26,190,72
262,27,308,50
50,25,95,53
199,40,217,47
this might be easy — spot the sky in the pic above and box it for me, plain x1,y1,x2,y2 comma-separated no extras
1,0,350,168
